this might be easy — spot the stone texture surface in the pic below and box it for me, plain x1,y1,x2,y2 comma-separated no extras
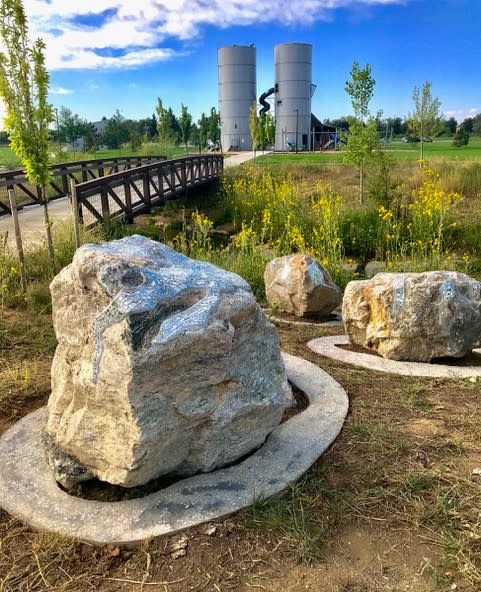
264,254,342,318
364,260,387,278
342,271,481,361
44,235,292,489
0,353,348,545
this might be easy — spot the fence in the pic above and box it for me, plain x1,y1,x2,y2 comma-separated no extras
0,155,167,215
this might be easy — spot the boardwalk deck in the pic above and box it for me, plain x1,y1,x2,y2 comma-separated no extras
0,154,225,247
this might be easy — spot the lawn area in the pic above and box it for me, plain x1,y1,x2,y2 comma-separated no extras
0,143,189,170
256,136,481,165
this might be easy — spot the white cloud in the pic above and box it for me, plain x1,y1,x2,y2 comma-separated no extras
17,0,406,70
51,86,73,95
444,107,479,122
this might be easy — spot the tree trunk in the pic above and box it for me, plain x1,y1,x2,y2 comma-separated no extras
41,185,55,271
8,188,27,292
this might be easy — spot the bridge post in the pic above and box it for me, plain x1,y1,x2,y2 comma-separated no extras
124,178,133,223
142,169,151,211
69,179,82,249
100,181,110,218
181,159,187,191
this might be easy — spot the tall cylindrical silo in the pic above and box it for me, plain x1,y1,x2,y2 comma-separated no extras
218,45,256,151
274,43,312,151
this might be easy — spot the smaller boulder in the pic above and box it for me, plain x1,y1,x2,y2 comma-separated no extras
343,271,481,361
364,260,387,278
264,254,342,318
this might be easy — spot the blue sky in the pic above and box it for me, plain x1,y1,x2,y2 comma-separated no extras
11,0,481,125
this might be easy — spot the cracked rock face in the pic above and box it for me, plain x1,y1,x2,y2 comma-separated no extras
43,236,293,489
264,254,342,318
342,271,481,361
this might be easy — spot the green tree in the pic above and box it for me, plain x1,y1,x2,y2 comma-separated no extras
445,116,458,134
344,61,380,203
472,114,481,135
452,124,470,147
57,106,90,148
190,122,199,150
101,110,129,149
344,61,375,123
198,112,209,151
155,98,175,144
462,117,474,134
0,0,55,265
344,119,380,203
407,81,442,159
82,123,99,153
263,112,275,147
249,101,259,155
207,107,220,144
124,119,142,151
178,103,192,152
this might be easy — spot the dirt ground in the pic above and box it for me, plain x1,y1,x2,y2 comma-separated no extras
1,309,481,591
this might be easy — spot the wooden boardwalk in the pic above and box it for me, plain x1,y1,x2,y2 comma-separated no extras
74,154,223,227
0,154,228,247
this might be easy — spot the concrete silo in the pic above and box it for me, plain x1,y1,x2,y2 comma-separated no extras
218,45,256,151
274,43,313,151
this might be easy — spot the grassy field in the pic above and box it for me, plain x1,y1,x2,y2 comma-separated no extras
256,136,481,164
3,142,481,590
0,143,189,170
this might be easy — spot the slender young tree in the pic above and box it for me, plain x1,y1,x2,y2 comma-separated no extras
249,102,259,156
155,98,175,144
344,61,379,203
263,112,276,148
0,0,55,266
198,112,209,152
344,61,375,123
178,103,192,152
207,107,220,144
407,81,442,160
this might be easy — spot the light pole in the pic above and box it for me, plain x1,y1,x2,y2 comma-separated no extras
294,109,299,154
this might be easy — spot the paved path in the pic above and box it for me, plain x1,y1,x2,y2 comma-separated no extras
0,152,257,248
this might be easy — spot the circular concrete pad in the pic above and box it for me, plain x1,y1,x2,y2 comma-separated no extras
266,312,343,327
309,334,481,379
263,310,343,328
0,353,348,545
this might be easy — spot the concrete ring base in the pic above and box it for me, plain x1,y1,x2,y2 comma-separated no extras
264,310,343,328
308,334,481,378
0,353,348,545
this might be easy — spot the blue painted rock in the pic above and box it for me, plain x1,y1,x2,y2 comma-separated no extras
44,236,293,488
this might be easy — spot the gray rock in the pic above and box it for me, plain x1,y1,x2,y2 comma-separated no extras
364,260,387,278
44,235,293,488
342,262,363,276
342,271,481,361
264,254,342,318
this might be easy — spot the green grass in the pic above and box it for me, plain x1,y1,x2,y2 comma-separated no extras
255,136,481,165
0,143,188,171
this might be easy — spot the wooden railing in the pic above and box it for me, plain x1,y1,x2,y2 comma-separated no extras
0,156,167,215
73,154,224,227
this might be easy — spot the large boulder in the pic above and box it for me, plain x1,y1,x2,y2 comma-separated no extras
43,236,293,489
264,254,342,318
343,271,481,361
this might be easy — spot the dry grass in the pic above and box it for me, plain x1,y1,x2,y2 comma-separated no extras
1,312,481,590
